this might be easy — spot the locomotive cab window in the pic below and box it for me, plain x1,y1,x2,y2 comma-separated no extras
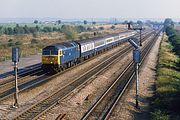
43,46,58,55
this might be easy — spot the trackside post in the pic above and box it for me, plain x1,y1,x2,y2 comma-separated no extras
12,47,20,108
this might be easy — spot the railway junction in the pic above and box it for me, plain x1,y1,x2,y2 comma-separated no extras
0,26,163,120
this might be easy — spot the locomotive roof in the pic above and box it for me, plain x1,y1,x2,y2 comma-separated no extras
44,41,76,50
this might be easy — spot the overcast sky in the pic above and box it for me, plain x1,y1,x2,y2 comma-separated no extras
0,0,180,19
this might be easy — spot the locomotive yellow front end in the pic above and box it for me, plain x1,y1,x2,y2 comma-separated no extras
42,45,62,72
42,55,59,64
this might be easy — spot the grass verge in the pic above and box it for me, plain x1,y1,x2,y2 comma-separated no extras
151,33,180,120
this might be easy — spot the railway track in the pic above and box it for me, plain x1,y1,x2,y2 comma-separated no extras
13,31,154,120
0,63,42,91
0,31,152,102
81,29,162,120
0,69,46,101
0,63,42,80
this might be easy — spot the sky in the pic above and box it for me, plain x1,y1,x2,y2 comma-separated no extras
0,0,180,20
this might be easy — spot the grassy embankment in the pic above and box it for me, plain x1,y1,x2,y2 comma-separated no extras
151,29,180,119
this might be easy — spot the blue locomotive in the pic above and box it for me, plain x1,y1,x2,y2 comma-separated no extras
42,31,136,72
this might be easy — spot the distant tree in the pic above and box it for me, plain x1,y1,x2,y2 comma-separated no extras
34,20,38,24
0,26,3,35
4,28,9,35
29,27,38,33
111,25,115,29
57,28,61,32
123,20,128,24
57,20,61,24
137,20,143,25
129,21,134,25
99,27,104,30
43,27,52,32
7,27,13,35
19,27,25,34
53,27,58,31
16,24,19,28
92,21,96,25
14,26,21,34
164,18,174,28
84,20,88,25
75,25,86,32
13,27,18,34
35,25,40,32
13,24,25,34
23,25,30,34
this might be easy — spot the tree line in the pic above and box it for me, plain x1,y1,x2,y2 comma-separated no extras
164,18,180,56
166,26,180,56
0,24,89,35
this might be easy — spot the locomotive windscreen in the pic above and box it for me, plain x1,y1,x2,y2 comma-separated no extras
43,46,58,55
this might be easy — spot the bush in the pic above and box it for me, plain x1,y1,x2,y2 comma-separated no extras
8,42,15,47
61,25,78,40
151,110,169,120
87,27,92,31
33,33,38,38
31,39,39,44
111,25,115,29
99,27,104,30
15,41,22,46
43,27,52,32
8,39,13,42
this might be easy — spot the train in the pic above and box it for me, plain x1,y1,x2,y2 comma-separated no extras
42,31,137,72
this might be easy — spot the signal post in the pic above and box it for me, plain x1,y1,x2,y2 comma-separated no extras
12,48,20,108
